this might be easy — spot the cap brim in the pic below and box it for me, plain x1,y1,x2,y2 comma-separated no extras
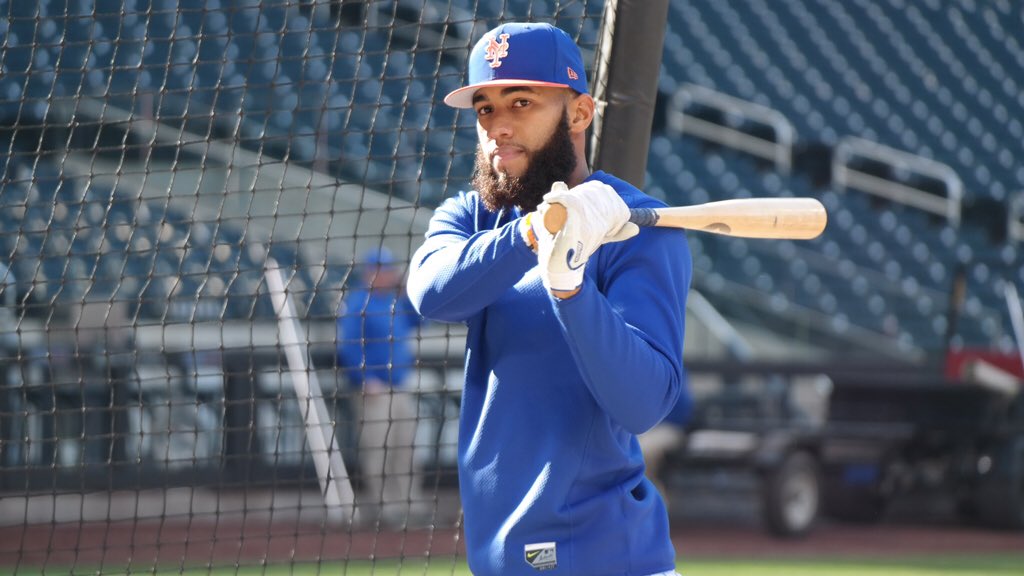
443,79,571,108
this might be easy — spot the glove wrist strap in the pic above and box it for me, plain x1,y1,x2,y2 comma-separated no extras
522,213,539,253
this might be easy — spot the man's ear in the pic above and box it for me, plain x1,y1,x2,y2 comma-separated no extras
567,92,595,134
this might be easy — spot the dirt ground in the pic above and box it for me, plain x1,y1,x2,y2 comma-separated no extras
4,515,1024,570
671,519,1024,559
2,488,1023,570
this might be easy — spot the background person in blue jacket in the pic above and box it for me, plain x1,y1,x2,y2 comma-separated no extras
406,22,692,576
337,247,425,528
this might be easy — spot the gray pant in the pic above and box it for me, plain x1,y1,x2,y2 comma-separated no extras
357,385,423,524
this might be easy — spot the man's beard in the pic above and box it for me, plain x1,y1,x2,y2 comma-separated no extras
473,114,578,213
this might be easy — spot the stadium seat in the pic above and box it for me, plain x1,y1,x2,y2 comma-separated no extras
648,0,1024,351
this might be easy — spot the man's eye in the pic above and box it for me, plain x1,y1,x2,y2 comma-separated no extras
475,106,491,116
513,99,530,108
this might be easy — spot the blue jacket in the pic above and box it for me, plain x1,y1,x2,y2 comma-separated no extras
407,171,692,576
336,287,419,388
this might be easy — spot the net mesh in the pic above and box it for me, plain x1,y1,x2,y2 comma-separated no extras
0,1,609,573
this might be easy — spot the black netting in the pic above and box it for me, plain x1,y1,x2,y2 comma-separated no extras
0,1,609,573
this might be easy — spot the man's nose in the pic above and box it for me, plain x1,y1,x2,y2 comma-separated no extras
485,112,513,140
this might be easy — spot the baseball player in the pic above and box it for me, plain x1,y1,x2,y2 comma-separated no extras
337,248,425,528
406,22,692,576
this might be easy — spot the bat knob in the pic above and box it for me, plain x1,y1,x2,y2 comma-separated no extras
543,203,567,234
540,181,570,233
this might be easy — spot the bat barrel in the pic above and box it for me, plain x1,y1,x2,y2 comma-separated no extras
635,198,827,240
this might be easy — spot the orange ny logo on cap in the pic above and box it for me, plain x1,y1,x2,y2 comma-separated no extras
485,33,511,68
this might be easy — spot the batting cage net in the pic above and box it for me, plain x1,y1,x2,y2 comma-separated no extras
0,1,614,573
6,0,1024,572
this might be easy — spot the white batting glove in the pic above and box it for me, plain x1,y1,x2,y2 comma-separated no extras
544,180,640,248
535,181,639,295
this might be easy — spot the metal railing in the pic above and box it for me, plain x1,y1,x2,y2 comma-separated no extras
832,136,963,224
1008,192,1024,243
667,83,795,174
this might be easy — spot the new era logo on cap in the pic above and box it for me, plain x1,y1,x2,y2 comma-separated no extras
444,22,590,108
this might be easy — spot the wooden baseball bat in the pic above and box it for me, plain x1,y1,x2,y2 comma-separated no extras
543,197,827,240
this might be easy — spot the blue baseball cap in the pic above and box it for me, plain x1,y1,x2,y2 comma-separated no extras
444,22,589,109
362,247,395,267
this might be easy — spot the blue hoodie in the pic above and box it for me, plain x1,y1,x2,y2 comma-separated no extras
407,171,692,576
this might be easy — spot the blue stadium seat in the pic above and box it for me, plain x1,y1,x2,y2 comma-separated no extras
648,0,1024,350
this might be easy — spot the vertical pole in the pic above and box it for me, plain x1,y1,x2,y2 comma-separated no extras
589,0,671,188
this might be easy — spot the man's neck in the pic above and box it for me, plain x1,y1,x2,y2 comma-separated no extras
566,164,592,188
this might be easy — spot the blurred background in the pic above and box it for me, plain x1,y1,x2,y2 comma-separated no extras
0,0,1022,573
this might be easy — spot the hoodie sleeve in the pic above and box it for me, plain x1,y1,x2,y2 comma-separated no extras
407,192,537,323
551,224,692,434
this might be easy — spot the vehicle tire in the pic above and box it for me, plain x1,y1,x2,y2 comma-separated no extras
975,435,1024,530
762,450,820,537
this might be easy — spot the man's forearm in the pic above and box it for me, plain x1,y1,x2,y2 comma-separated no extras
407,220,536,322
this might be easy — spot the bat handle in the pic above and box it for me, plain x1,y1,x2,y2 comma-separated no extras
629,208,659,227
545,205,659,234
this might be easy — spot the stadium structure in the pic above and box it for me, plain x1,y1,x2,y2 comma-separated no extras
0,0,1022,572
